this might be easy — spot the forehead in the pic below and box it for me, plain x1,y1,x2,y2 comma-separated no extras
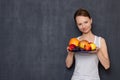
76,16,91,24
76,16,90,21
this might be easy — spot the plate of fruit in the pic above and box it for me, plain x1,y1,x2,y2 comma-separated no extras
67,38,97,53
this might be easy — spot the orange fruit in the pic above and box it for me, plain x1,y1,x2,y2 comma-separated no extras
69,38,80,46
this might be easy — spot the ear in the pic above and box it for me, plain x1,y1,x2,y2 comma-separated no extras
90,18,92,24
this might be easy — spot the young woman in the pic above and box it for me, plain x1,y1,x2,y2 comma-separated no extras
65,8,110,80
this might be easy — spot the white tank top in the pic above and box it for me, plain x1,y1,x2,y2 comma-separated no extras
71,36,101,80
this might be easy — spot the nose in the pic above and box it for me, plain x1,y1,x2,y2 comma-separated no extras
81,24,85,28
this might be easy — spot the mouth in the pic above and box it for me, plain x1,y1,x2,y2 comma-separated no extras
82,28,87,32
82,28,90,33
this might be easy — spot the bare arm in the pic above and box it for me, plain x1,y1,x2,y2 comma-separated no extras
97,37,110,70
65,47,75,68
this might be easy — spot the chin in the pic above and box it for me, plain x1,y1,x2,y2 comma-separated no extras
83,29,91,34
83,32,89,34
82,31,89,34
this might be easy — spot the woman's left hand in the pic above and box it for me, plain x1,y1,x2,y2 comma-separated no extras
89,47,99,54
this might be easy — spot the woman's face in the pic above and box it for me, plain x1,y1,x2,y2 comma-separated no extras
76,16,92,34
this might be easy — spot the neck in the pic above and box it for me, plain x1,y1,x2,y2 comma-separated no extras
82,31,94,38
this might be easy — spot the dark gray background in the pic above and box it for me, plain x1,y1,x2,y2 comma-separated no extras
0,0,120,80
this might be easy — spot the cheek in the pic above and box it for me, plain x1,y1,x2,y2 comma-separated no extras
86,23,91,28
78,27,83,32
77,26,82,30
86,25,91,30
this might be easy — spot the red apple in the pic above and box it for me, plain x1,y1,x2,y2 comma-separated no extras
68,44,76,51
89,42,96,51
84,44,91,51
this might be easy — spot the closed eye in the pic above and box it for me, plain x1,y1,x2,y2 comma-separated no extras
78,23,82,26
84,21,88,24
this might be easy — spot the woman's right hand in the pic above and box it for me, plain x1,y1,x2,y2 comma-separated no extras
66,47,75,68
66,46,75,55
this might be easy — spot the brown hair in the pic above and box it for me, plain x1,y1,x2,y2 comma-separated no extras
74,8,91,22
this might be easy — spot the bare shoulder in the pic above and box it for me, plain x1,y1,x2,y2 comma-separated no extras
76,36,82,41
98,36,108,49
99,37,108,49
100,37,106,43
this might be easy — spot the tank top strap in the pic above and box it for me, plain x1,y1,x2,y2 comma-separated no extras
95,36,101,48
77,36,81,40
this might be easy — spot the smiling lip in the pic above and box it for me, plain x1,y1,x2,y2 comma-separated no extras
82,28,87,32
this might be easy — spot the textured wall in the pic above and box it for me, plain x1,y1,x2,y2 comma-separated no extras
0,0,120,80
